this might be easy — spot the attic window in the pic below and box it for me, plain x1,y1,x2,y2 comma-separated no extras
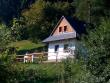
64,26,67,32
59,27,62,32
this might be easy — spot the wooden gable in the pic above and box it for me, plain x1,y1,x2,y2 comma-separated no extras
51,16,76,36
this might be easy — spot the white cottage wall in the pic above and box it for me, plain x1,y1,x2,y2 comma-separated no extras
48,39,77,61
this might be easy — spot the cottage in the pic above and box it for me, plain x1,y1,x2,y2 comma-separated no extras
43,16,86,61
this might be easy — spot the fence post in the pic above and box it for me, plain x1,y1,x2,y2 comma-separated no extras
32,54,34,63
24,56,25,63
56,51,58,62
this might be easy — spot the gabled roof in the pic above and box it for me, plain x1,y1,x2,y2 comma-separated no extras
50,16,65,36
43,16,86,43
65,16,86,35
43,32,76,43
50,16,86,36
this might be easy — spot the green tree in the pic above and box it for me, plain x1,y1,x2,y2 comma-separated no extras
0,24,12,48
74,0,110,25
22,0,75,42
83,19,110,82
0,0,35,24
74,0,91,22
11,17,27,40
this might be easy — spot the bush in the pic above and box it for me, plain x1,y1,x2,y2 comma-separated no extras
0,55,99,83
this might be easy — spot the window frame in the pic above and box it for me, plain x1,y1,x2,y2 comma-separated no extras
59,27,62,32
64,44,69,52
64,26,67,32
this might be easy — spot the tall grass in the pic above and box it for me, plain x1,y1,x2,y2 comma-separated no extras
0,56,94,83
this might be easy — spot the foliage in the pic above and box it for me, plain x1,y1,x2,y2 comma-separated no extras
0,56,94,83
0,24,13,48
0,0,110,83
74,0,91,23
61,58,93,83
83,19,110,83
10,40,45,54
0,0,35,24
11,18,27,40
74,0,110,25
0,51,26,82
22,0,75,41
20,59,96,83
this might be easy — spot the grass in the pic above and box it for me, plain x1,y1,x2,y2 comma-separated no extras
18,63,64,82
23,63,64,76
10,40,45,54
18,60,85,83
25,63,63,70
7,59,87,83
26,63,64,78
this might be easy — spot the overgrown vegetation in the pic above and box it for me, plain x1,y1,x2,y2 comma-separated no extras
10,40,45,54
84,19,110,83
0,58,92,83
0,0,110,83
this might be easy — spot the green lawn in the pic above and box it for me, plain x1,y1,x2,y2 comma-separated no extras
25,63,62,70
10,40,45,54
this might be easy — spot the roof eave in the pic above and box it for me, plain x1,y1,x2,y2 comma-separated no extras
42,37,76,43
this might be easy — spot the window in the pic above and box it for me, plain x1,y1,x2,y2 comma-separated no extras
59,27,62,32
64,44,69,51
64,26,67,32
55,45,59,52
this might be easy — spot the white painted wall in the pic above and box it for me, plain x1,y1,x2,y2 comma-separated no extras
48,39,77,61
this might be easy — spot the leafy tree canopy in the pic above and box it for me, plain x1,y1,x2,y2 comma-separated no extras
22,0,75,42
0,0,35,24
83,18,110,82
